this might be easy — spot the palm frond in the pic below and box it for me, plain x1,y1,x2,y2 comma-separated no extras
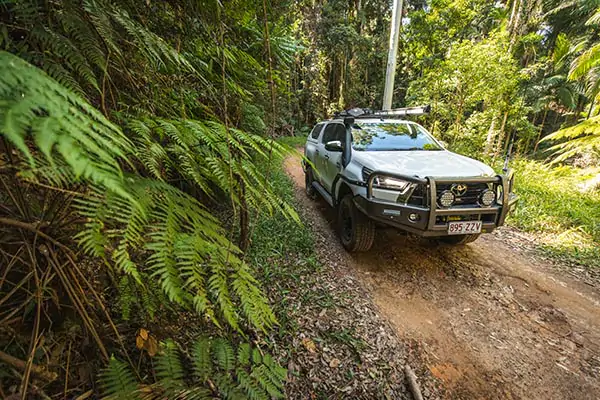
541,115,600,162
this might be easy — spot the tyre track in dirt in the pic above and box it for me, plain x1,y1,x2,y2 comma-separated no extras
284,151,600,399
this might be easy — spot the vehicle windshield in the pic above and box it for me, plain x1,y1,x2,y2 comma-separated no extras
351,122,443,151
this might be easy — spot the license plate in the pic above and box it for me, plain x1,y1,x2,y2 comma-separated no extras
447,221,482,235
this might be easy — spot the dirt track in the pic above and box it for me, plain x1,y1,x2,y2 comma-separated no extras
284,151,600,400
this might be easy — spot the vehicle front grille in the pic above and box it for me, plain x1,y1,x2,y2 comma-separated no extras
362,167,373,182
436,182,489,206
406,184,426,206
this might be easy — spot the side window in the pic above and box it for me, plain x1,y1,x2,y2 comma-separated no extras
322,123,345,143
310,123,324,140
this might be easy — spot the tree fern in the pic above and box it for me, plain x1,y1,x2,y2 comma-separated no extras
0,51,133,196
128,116,299,223
2,53,278,333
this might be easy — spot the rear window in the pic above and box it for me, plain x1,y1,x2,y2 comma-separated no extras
310,123,324,139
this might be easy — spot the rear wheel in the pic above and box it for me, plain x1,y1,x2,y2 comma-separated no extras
338,195,375,252
305,168,317,200
438,234,481,245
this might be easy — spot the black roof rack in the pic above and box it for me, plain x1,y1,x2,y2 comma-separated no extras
334,105,430,120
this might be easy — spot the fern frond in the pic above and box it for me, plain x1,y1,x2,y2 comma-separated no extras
236,369,268,400
155,339,185,393
212,338,235,372
237,343,251,367
192,338,212,382
569,42,600,80
0,51,134,199
110,8,193,73
250,365,284,399
29,25,99,92
100,356,139,400
541,115,600,162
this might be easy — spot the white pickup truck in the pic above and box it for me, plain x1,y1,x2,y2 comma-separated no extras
302,107,518,252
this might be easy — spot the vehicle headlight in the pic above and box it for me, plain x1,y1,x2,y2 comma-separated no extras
373,176,412,194
479,189,496,206
438,190,455,207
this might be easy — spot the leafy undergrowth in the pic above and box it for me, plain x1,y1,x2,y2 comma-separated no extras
508,158,600,269
276,135,309,149
248,157,439,399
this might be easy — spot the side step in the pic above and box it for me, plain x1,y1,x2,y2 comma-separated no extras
312,181,334,207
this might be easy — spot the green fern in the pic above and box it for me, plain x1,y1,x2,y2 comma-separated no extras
1,53,277,333
192,338,212,382
212,338,236,372
0,51,133,198
100,356,139,400
155,340,185,394
128,116,299,223
237,343,251,367
100,338,286,400
117,275,134,321
541,115,600,161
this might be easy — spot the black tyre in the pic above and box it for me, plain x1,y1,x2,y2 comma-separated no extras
438,234,481,245
305,168,317,200
338,194,375,252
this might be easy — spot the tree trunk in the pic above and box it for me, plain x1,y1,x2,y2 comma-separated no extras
509,0,524,50
587,98,595,119
485,116,497,155
508,0,519,30
339,53,346,108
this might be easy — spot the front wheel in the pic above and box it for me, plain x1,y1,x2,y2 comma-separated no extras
338,195,375,252
437,234,481,245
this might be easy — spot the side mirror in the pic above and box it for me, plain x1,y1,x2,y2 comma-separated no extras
325,140,343,152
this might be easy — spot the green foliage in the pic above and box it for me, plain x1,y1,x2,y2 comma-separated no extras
408,32,521,148
542,115,600,161
0,51,132,197
100,338,287,400
0,52,279,333
129,117,298,222
100,357,139,400
509,159,600,268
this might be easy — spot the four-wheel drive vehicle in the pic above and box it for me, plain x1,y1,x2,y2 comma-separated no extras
302,106,518,252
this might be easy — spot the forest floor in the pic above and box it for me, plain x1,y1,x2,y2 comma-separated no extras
284,150,600,400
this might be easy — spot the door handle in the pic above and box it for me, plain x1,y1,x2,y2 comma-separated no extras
336,162,341,168
324,154,330,159
315,149,320,154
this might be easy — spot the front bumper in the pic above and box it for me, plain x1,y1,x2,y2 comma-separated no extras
354,171,518,237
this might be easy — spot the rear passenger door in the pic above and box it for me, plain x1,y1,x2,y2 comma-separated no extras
305,122,324,177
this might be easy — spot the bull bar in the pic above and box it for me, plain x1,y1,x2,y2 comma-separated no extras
354,170,518,236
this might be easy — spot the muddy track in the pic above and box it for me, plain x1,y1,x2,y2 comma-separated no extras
284,151,600,400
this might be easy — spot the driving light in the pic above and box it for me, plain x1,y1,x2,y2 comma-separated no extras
480,189,496,206
373,176,412,193
408,213,420,222
438,190,455,207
